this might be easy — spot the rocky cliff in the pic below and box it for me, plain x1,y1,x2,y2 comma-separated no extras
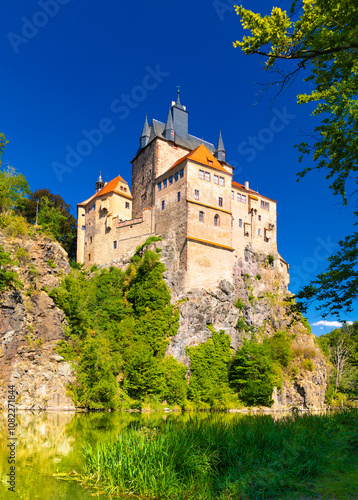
162,241,327,410
0,232,328,411
0,232,75,410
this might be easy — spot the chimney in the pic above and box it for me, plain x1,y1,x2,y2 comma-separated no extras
245,181,249,190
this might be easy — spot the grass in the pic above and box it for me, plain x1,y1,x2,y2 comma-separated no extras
78,409,358,499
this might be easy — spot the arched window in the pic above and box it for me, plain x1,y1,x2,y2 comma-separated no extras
214,214,220,227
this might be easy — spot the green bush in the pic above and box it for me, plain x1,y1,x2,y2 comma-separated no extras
0,245,22,292
234,298,245,310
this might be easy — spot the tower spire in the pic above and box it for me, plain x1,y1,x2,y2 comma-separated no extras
214,129,226,162
174,86,184,110
164,107,175,140
96,171,104,192
140,114,150,149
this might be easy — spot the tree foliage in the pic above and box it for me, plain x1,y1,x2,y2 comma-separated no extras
0,245,22,292
233,1,358,317
318,322,358,399
21,188,77,259
0,165,31,216
51,248,183,409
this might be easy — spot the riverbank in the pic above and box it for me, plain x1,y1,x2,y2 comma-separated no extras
80,409,358,499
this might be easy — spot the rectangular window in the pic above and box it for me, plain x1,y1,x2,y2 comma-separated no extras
265,202,269,210
258,229,262,236
161,200,165,210
231,191,234,199
113,241,117,249
90,236,92,244
214,175,219,184
169,176,173,185
199,211,204,223
238,219,242,228
195,189,199,200
93,203,96,210
237,193,241,202
88,254,91,261
174,172,179,182
199,170,204,179
180,169,184,178
258,215,261,221
177,191,181,202
82,225,86,230
158,182,162,191
163,179,167,188
218,197,223,207
204,171,210,182
261,200,265,209
242,195,246,204
219,176,224,186
126,202,130,209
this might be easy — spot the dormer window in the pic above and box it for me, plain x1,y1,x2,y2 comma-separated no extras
208,160,213,165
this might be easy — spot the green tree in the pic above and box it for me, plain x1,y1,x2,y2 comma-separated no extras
319,322,358,396
186,327,234,405
22,189,77,259
0,133,8,166
233,1,358,317
229,340,276,406
0,165,30,216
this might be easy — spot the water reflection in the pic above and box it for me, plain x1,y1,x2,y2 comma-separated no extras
0,409,329,499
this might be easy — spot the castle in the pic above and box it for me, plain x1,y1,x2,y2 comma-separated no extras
77,93,289,291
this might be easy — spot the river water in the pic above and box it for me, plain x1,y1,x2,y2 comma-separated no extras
0,409,326,499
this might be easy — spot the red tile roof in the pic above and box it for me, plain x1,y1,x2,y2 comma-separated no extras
161,144,230,177
78,176,132,206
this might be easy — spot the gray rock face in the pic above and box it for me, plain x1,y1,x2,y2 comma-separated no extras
0,234,75,410
164,242,328,410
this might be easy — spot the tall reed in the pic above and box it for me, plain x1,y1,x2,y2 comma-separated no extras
82,409,358,499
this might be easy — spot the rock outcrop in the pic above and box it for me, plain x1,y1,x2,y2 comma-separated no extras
0,232,328,411
164,243,328,410
0,233,75,410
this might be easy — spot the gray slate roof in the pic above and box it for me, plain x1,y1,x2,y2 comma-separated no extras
134,119,215,157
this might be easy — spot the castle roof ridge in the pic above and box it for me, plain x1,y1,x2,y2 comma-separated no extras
78,175,131,206
158,144,229,178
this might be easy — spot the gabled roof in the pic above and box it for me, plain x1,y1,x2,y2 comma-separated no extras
78,175,132,206
159,144,231,178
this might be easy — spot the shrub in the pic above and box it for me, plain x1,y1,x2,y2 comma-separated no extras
0,245,22,292
301,359,314,371
268,254,275,265
235,298,246,310
47,259,56,269
255,273,262,280
15,245,30,264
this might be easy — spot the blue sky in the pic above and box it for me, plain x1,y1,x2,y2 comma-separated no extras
1,1,356,335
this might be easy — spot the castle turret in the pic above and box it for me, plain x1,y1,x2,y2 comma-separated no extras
214,130,226,162
95,172,104,192
171,90,188,137
163,106,175,141
139,114,150,149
